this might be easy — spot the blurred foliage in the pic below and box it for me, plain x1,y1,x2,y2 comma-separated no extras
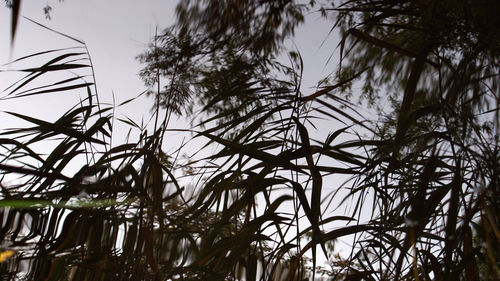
137,0,308,125
1,0,499,280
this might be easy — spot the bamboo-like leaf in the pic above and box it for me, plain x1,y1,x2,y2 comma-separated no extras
292,117,326,278
10,82,93,99
300,224,380,255
302,69,365,101
197,130,303,172
0,163,71,181
18,63,89,73
10,0,21,46
23,16,85,44
5,111,106,145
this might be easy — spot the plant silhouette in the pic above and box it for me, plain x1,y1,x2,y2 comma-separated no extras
1,1,499,280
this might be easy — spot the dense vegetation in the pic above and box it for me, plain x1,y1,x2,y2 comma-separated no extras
1,1,499,280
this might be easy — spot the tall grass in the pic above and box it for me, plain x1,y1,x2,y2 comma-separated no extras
1,1,499,280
